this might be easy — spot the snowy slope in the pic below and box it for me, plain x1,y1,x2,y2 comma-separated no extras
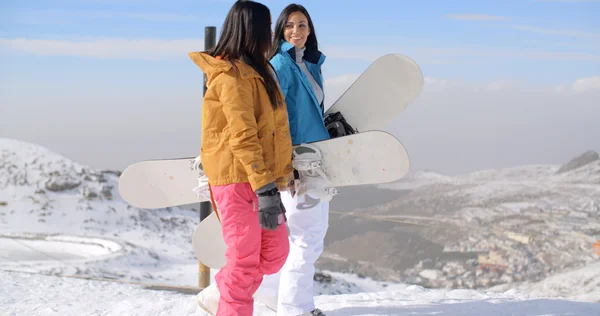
3,270,600,316
0,137,202,283
489,260,600,302
1,137,599,315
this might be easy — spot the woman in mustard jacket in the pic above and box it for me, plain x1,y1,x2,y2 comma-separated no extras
189,1,294,315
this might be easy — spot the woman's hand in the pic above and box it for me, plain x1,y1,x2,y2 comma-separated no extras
256,182,286,230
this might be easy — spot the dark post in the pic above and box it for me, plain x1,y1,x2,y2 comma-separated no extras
199,26,217,289
202,26,217,97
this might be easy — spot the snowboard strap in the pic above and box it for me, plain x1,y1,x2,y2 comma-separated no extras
191,156,220,222
292,144,339,202
323,111,357,138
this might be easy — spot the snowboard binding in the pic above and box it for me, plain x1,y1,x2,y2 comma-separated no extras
190,156,211,201
323,111,357,139
292,144,338,202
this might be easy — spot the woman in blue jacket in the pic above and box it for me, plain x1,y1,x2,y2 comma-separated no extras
260,4,330,316
269,9,329,146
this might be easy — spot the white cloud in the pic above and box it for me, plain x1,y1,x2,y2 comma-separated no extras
76,11,197,22
554,76,600,93
0,37,203,59
324,74,599,105
511,26,599,39
2,36,597,64
321,44,600,66
61,0,164,3
535,0,600,2
320,45,381,62
407,49,596,66
423,77,463,88
486,80,522,91
571,76,600,92
421,77,527,93
325,74,361,86
13,9,198,24
446,14,511,21
323,74,360,107
443,12,598,41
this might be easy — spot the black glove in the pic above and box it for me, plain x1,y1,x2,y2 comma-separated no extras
256,182,286,230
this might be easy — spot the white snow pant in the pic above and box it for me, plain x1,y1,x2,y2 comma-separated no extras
255,190,329,315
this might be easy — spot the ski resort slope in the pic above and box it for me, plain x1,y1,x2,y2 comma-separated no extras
3,270,600,316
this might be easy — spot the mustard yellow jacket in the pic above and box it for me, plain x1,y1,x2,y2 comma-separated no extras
188,52,294,192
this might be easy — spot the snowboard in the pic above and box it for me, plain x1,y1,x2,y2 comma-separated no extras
118,130,409,209
324,53,423,132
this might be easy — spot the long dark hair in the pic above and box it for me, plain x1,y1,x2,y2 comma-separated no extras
210,0,282,109
270,4,319,57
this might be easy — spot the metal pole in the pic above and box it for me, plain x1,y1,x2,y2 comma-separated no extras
199,25,217,289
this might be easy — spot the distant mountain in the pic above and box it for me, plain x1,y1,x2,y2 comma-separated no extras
322,155,599,296
556,150,599,174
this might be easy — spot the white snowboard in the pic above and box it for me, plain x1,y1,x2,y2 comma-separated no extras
325,54,423,132
192,211,226,269
118,130,409,209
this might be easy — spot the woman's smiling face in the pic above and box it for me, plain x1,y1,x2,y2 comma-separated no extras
284,11,310,49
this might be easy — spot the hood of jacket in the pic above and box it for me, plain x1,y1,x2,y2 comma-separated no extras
188,52,263,86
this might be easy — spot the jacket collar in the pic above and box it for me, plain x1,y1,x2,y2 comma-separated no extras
278,40,325,66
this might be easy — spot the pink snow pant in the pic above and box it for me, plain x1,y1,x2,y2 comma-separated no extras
211,182,290,316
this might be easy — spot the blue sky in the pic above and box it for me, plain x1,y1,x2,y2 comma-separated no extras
1,0,598,86
1,0,599,173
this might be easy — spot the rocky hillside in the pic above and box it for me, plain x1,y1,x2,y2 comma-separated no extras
556,150,599,174
321,151,600,293
0,138,203,283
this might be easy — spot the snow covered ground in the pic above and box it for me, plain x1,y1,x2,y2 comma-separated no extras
0,137,204,285
0,234,121,262
1,137,599,315
4,269,600,316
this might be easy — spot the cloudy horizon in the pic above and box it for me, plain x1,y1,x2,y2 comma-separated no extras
1,0,598,175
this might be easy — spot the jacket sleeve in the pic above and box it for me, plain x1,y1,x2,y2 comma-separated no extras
216,75,274,191
270,58,290,99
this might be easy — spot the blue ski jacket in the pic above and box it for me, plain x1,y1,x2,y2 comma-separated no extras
270,40,330,145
